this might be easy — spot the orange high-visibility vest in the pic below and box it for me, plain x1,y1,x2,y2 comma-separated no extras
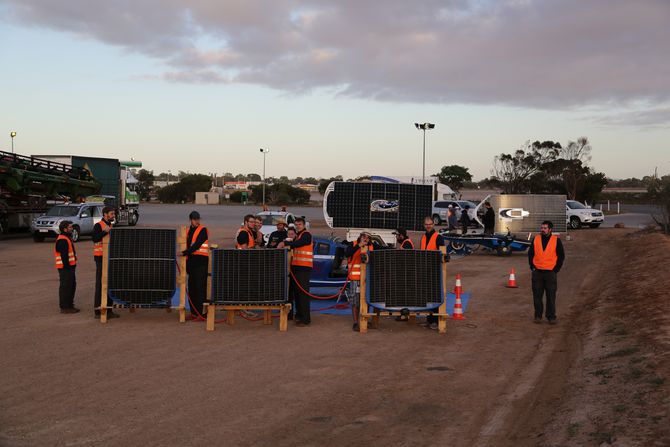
420,232,439,250
93,220,109,257
532,234,558,270
55,235,76,269
236,227,256,249
291,230,313,268
189,225,209,257
400,239,415,249
347,241,374,281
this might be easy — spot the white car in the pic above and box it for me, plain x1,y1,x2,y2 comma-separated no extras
254,211,308,244
432,200,477,225
566,200,604,229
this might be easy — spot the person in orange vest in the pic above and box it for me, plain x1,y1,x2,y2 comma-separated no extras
181,211,209,319
394,228,414,249
55,220,79,314
92,206,119,319
420,216,446,330
345,231,374,331
236,214,256,249
287,217,313,326
528,220,565,324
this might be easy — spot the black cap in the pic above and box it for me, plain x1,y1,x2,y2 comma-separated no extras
394,228,408,237
189,211,201,220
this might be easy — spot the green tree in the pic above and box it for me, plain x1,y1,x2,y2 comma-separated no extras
247,173,261,181
318,176,343,194
135,169,155,201
434,165,473,191
249,183,310,205
156,174,211,203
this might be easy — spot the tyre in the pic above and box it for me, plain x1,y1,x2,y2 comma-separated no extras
588,223,601,228
496,245,512,256
432,214,442,225
450,241,465,252
33,232,45,243
129,212,139,226
569,216,581,229
71,226,80,242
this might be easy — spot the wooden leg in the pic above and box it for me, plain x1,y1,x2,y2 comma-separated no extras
227,310,235,325
100,308,108,324
166,307,172,313
263,310,272,325
279,305,289,332
206,305,215,331
372,314,380,329
359,314,368,333
438,315,447,334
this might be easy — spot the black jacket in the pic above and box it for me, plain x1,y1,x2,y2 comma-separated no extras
528,234,565,272
184,225,209,268
266,229,288,248
483,208,495,229
55,236,76,270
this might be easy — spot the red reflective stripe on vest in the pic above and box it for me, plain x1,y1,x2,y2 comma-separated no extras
236,227,255,249
532,234,558,270
55,235,76,269
347,241,373,280
291,230,313,268
190,225,209,257
93,221,109,257
420,232,438,250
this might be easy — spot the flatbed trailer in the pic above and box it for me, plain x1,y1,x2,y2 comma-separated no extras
440,231,531,256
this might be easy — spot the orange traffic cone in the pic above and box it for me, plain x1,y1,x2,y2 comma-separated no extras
506,268,518,288
452,288,466,320
453,273,462,294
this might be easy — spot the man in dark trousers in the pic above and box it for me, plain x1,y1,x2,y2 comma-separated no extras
460,206,471,235
394,228,414,249
528,220,565,324
287,217,313,326
55,220,79,314
420,216,446,330
266,218,288,248
483,201,495,235
92,206,119,319
181,211,209,319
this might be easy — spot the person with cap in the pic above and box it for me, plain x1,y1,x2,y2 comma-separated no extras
460,205,471,235
92,206,119,319
447,205,458,232
528,220,565,324
345,231,374,331
420,216,446,330
266,218,288,248
181,211,209,319
236,214,256,249
286,217,313,326
394,228,414,249
55,220,79,314
483,201,496,235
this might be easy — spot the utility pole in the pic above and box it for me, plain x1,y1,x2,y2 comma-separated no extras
414,123,435,184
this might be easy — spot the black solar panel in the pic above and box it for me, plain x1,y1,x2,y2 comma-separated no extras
366,250,443,310
327,182,432,231
107,228,176,306
211,249,288,305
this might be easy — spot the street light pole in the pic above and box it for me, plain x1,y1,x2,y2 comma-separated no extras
259,148,269,206
10,131,16,153
414,123,435,184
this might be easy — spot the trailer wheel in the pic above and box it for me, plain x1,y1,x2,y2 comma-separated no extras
496,244,512,256
450,241,465,251
569,216,581,229
128,212,139,226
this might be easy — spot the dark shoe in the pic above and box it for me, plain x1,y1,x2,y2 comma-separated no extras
352,322,360,331
533,317,542,324
107,311,120,319
287,314,294,321
428,322,438,330
94,311,101,318
548,319,557,325
60,308,79,314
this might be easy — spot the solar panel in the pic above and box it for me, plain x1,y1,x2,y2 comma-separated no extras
366,250,443,310
107,228,176,306
211,249,288,305
327,182,432,231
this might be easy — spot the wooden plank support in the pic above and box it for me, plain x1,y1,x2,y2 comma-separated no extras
100,233,110,324
279,304,289,332
438,246,448,334
359,246,369,334
177,226,187,323
205,303,215,331
263,310,272,325
204,304,290,332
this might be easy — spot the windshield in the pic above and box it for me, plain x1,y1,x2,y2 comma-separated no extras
46,206,80,217
457,201,477,209
567,201,587,209
256,215,283,226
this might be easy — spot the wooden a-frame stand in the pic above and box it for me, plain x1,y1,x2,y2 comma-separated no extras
358,246,449,334
202,248,291,332
99,227,187,323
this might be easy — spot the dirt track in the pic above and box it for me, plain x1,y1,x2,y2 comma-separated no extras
1,228,668,446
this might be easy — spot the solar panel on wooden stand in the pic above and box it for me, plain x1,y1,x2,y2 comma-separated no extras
107,228,176,306
211,249,288,304
366,250,443,310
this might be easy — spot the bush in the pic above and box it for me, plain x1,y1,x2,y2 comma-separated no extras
229,191,247,203
156,174,212,203
249,184,310,205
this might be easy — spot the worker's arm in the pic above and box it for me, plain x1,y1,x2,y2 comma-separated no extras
528,240,535,270
435,234,445,248
288,232,312,249
183,228,208,256
554,238,565,273
236,231,249,248
56,239,72,268
91,222,106,243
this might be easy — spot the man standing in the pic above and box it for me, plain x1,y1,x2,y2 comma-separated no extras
528,220,565,324
420,216,446,330
287,217,313,326
55,220,79,314
254,216,265,247
460,206,471,235
266,219,288,248
182,211,209,319
345,232,374,331
92,206,119,319
394,228,414,249
236,214,256,249
483,201,496,235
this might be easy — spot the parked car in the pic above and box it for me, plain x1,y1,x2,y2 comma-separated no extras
31,202,105,242
566,200,604,229
432,200,478,225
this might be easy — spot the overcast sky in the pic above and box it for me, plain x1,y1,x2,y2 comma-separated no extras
1,0,669,180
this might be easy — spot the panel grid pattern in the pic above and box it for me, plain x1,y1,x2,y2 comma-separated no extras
107,228,176,306
211,249,288,305
327,182,432,231
366,250,443,310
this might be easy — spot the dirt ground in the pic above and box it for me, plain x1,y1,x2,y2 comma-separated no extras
0,227,668,446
